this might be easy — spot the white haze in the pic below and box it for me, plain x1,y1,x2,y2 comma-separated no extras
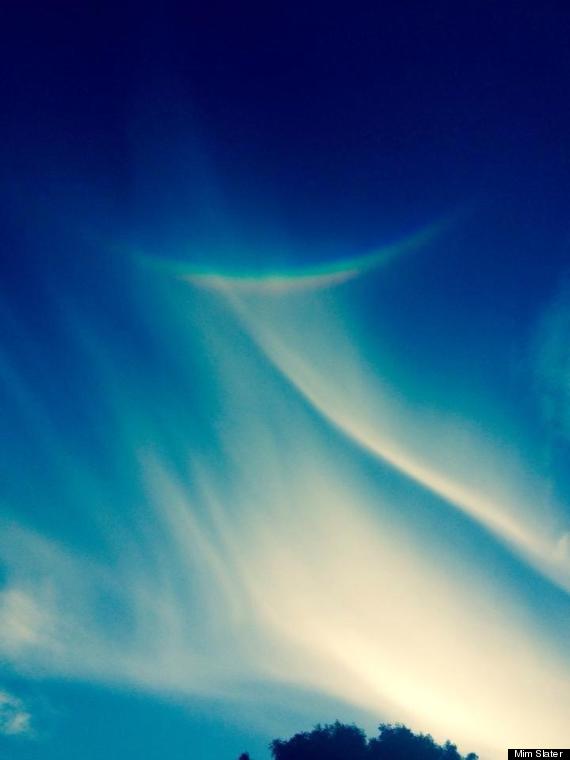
1,261,569,759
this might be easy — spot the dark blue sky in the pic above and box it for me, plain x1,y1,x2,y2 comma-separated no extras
1,3,570,759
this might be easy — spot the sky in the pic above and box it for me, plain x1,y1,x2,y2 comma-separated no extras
1,3,570,759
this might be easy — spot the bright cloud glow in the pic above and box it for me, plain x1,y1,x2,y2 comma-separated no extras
0,233,569,759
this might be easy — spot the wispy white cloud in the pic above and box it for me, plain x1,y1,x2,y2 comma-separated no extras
225,289,570,594
0,690,31,737
1,241,570,759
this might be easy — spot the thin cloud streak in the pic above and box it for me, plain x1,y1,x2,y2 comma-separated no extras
224,290,570,595
140,222,442,294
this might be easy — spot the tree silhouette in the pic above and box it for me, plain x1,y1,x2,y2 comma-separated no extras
271,721,368,760
367,724,478,760
258,721,478,760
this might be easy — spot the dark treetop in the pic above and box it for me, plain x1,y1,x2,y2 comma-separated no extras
239,721,478,760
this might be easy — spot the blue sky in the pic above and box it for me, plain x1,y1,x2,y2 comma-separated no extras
1,4,570,759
